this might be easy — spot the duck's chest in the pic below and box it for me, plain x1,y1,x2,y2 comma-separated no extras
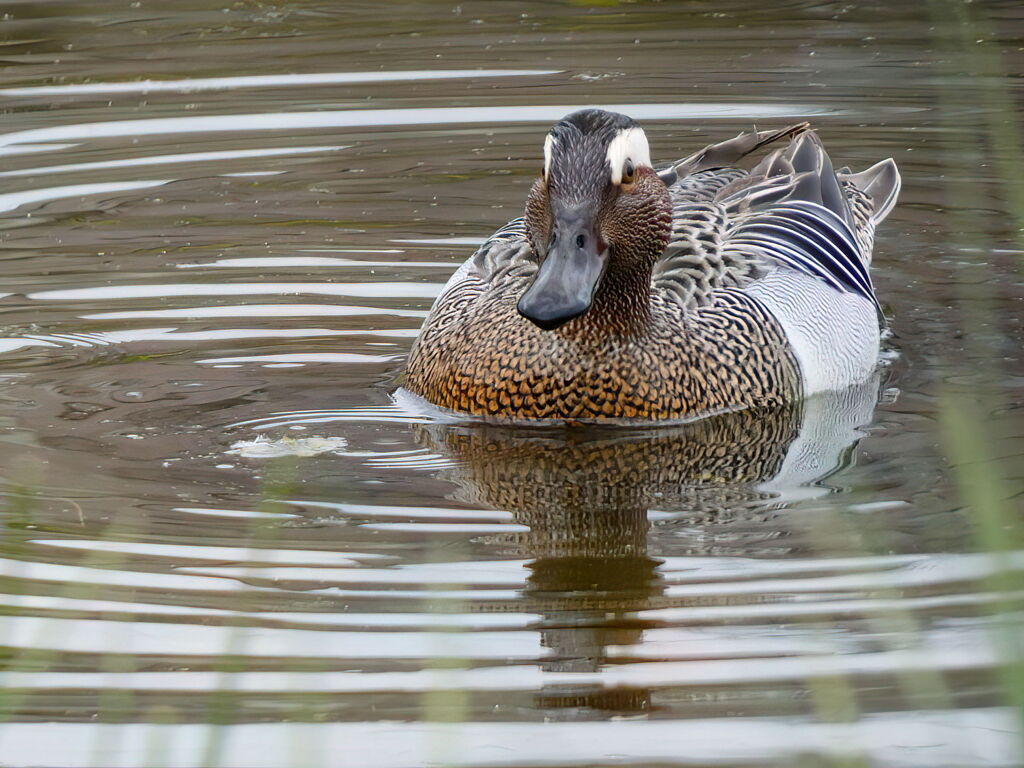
406,291,800,421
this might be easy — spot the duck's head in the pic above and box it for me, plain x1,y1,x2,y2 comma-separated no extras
518,109,672,331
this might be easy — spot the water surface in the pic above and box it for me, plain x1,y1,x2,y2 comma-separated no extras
0,1,1022,766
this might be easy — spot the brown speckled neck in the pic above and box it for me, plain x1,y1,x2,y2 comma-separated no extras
559,256,653,338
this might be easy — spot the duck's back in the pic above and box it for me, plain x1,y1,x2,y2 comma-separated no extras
404,126,899,421
653,130,899,396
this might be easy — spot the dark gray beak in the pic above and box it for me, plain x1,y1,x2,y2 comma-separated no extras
517,210,607,331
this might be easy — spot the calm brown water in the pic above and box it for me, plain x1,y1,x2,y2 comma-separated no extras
0,2,1022,766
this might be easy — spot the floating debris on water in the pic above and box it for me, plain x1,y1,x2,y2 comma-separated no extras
227,434,348,458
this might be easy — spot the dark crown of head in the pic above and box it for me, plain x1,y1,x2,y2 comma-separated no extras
549,109,637,144
545,110,638,196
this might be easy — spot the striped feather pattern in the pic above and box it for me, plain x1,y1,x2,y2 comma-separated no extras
653,130,897,313
723,201,878,309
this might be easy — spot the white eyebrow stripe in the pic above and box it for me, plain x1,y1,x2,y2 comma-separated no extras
543,134,556,178
606,126,651,184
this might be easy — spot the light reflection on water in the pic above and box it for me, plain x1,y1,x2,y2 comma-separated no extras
0,102,833,155
0,1,1021,767
0,69,562,97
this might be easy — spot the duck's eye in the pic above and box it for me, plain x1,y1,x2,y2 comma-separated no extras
622,160,635,185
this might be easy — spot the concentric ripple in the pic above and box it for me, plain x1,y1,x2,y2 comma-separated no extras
0,3,1020,767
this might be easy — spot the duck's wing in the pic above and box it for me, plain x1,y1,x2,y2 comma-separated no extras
656,123,810,196
654,128,900,312
653,124,810,309
717,132,899,310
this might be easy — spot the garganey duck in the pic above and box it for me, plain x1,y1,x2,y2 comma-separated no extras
404,109,900,421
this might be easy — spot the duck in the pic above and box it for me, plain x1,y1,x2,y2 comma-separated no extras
403,109,900,422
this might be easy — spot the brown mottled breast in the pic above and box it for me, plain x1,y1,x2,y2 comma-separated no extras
404,258,801,421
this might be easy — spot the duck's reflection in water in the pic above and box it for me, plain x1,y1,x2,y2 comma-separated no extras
415,377,880,718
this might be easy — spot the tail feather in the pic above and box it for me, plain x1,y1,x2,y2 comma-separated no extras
790,169,825,209
839,158,901,225
664,125,900,235
784,132,854,228
708,130,894,311
658,122,810,185
711,130,859,230
763,149,795,179
659,124,899,315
